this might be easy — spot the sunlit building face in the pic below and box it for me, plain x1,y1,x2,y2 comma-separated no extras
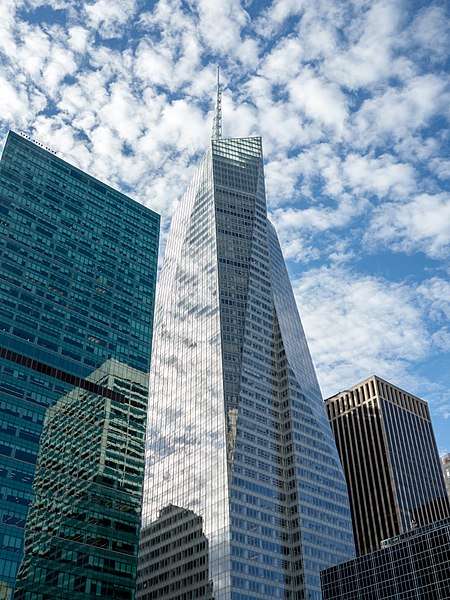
138,136,355,600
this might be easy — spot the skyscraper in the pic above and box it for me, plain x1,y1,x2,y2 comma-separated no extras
0,131,159,599
137,133,355,600
442,454,450,499
325,375,450,556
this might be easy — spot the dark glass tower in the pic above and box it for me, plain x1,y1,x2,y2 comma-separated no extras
138,136,355,600
0,131,159,599
325,375,450,556
321,518,450,600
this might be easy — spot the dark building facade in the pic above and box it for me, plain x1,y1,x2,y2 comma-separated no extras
137,505,214,600
0,131,159,599
321,517,450,600
325,375,449,556
138,133,355,600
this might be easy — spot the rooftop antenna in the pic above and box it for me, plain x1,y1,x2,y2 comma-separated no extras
212,66,222,140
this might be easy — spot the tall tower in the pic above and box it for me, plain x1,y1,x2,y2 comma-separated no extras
138,134,355,600
325,375,450,556
0,131,159,599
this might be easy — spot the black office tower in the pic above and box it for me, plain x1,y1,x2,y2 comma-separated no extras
325,375,449,556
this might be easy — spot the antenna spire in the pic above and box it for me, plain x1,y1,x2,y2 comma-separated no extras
212,66,222,140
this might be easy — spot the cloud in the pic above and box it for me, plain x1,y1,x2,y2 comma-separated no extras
255,0,305,36
326,0,409,90
366,193,450,258
270,194,368,263
0,0,20,56
352,74,450,147
418,278,450,322
264,143,342,205
292,266,430,398
84,0,138,39
259,36,304,83
195,0,250,54
342,153,416,200
288,70,348,134
67,26,90,53
429,157,450,181
402,5,450,64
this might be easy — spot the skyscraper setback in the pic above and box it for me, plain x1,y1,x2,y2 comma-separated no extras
137,135,355,600
0,131,159,599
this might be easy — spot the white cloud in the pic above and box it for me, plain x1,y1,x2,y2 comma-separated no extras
84,0,138,38
327,0,410,90
288,70,348,134
42,44,77,97
418,278,450,321
195,0,250,54
264,143,344,205
221,95,257,139
272,195,367,234
353,74,450,147
367,193,450,258
429,157,450,181
0,0,21,56
343,153,416,199
256,0,305,36
403,5,450,64
101,81,145,143
67,26,90,53
270,193,368,263
292,266,430,398
15,24,51,79
135,42,177,90
259,37,304,83
0,75,27,125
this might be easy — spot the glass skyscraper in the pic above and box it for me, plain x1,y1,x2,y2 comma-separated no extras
0,131,159,599
321,518,450,600
137,136,355,600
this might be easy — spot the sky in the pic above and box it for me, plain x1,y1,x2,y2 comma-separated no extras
0,0,449,454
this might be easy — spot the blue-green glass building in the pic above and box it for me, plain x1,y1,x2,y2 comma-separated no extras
0,131,159,599
138,135,355,600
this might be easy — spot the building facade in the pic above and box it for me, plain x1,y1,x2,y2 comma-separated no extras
137,505,214,599
321,517,450,600
325,375,450,556
441,454,450,500
137,135,355,600
0,131,159,599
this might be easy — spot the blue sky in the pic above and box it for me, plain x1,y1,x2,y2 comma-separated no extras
1,0,449,454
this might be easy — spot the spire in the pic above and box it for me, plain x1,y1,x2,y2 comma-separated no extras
212,66,222,140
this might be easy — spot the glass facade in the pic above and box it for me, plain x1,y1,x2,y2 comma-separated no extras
321,518,450,600
0,131,160,599
380,395,449,531
138,136,355,600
